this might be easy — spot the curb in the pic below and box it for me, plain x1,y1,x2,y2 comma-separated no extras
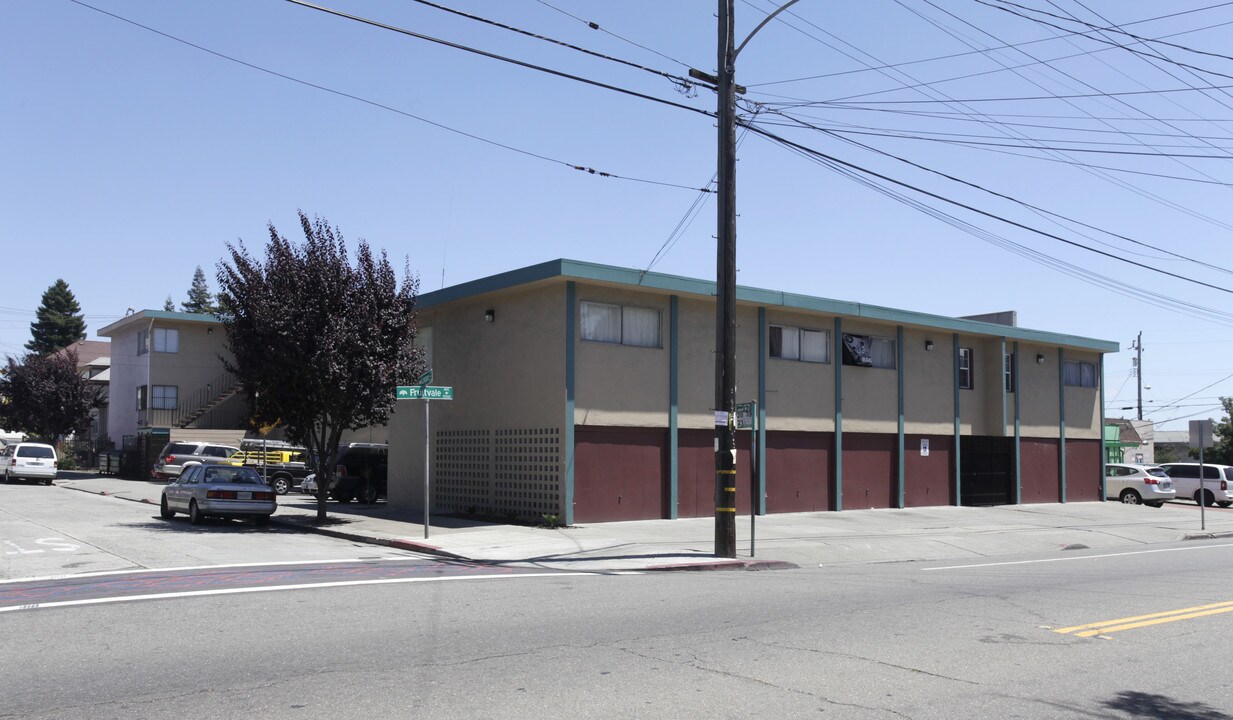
645,559,798,572
1182,531,1233,541
267,518,471,561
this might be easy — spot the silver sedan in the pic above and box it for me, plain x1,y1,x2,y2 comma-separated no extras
160,463,277,525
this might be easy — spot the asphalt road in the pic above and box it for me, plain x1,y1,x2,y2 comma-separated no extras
4,529,1233,718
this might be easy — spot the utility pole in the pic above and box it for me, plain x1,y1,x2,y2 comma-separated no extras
1133,331,1144,421
714,0,738,558
711,0,800,558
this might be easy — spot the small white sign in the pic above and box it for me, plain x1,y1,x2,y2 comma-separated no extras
920,439,930,457
715,411,729,426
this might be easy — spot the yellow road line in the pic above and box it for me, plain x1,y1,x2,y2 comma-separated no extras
1055,600,1233,637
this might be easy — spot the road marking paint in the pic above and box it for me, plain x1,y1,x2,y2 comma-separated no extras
1055,600,1233,637
922,542,1233,571
0,571,597,614
0,555,432,585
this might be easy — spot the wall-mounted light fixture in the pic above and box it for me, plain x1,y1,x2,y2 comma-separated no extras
925,340,934,351
1036,353,1045,364
484,309,495,323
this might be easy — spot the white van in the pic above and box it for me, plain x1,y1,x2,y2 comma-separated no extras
1157,463,1233,507
0,442,59,485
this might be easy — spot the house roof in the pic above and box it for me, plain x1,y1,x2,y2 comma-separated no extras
419,259,1119,353
97,309,222,337
1107,418,1143,445
56,339,110,367
1154,430,1191,445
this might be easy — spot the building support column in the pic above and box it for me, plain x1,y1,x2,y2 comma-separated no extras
1099,353,1106,501
834,317,844,512
757,307,767,516
1059,347,1067,503
564,281,576,525
669,295,679,519
897,325,905,509
1014,341,1022,505
953,333,962,506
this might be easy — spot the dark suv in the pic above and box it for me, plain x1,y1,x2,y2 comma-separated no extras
330,443,388,504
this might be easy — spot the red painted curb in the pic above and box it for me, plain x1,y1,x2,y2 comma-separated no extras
390,539,441,552
645,559,798,572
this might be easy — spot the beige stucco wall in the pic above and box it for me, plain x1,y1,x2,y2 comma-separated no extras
574,284,671,427
1018,343,1062,438
763,310,835,432
839,320,898,434
388,283,566,508
1064,349,1102,440
149,319,232,395
903,327,953,435
677,297,716,429
106,325,142,440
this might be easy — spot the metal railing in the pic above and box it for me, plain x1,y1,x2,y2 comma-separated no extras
138,370,246,430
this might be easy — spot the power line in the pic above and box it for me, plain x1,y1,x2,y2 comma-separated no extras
534,0,694,71
746,122,1233,299
406,0,702,94
284,1,712,118
66,0,712,194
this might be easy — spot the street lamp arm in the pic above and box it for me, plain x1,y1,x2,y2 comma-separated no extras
734,0,803,59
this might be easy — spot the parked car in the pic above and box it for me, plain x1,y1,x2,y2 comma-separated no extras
151,441,241,480
330,443,388,504
301,473,318,495
1104,463,1175,507
0,442,58,485
159,463,276,525
1157,463,1233,507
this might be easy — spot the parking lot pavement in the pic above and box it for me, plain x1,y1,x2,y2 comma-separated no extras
51,473,1233,572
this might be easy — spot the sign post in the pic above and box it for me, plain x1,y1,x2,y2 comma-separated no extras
736,401,758,556
1192,419,1214,531
397,377,453,539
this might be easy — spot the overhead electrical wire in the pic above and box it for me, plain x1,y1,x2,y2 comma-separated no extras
534,0,694,71
758,107,1233,274
66,0,713,194
283,1,713,118
744,122,1233,299
405,0,703,95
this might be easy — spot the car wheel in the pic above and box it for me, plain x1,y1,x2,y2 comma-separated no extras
356,482,379,504
253,514,271,526
1,470,8,484
189,500,206,525
1218,501,1233,508
271,475,291,496
1119,489,1142,505
160,495,175,519
333,492,353,503
1196,490,1216,507
44,477,54,486
1147,502,1165,508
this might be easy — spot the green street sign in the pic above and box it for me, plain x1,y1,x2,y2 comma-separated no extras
414,369,433,386
397,385,454,400
735,402,754,430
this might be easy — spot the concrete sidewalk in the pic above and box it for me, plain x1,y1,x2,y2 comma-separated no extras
51,473,1233,572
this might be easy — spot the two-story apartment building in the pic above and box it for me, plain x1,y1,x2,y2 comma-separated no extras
98,311,247,473
388,260,1118,524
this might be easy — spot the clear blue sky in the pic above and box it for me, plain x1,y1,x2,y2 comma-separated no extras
5,0,1233,430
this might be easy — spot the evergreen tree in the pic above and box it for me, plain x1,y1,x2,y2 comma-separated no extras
182,266,218,315
163,296,176,311
25,279,86,354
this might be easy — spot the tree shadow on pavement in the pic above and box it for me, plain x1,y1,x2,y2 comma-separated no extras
1101,691,1231,720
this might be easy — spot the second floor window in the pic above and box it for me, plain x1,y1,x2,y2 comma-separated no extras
580,302,661,348
958,348,974,389
1064,360,1098,388
769,325,830,363
153,328,179,353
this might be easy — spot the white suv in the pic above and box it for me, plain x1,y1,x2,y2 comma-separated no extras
0,442,59,485
1157,463,1233,507
1104,463,1175,507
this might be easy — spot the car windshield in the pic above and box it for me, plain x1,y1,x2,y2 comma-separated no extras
16,446,54,459
1146,467,1169,478
203,467,264,485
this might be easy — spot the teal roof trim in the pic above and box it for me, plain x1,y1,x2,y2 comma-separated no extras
97,309,223,337
417,258,1118,353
